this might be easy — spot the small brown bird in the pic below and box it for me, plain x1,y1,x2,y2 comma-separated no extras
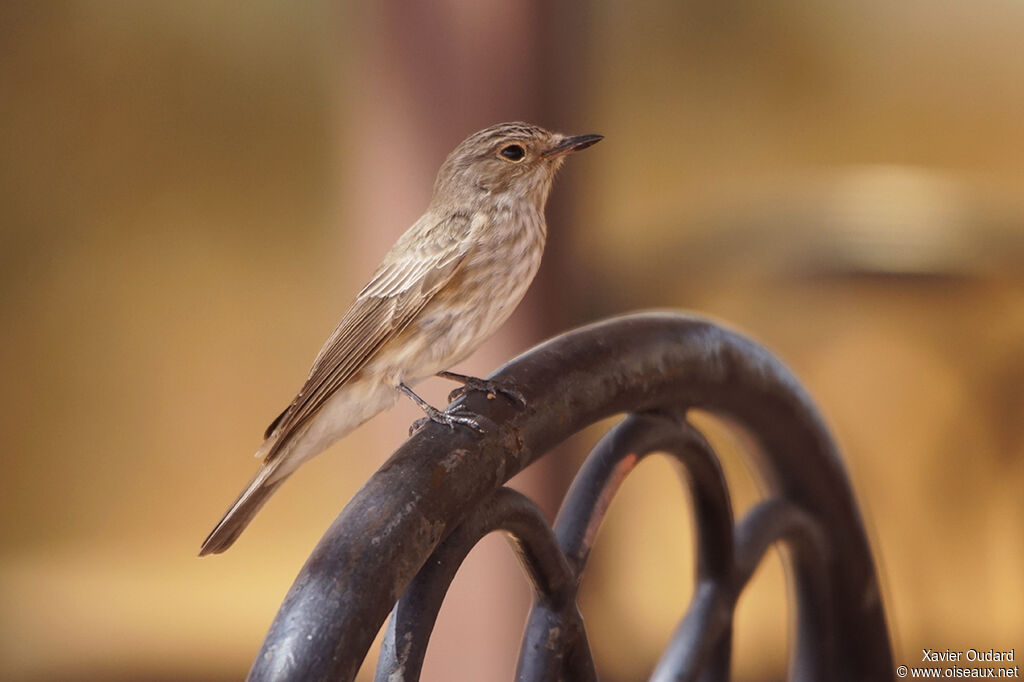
200,122,601,555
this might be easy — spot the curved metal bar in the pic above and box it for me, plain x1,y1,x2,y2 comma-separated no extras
521,413,735,679
248,312,891,681
374,487,594,682
650,579,732,682
653,498,832,681
552,413,733,579
731,499,832,682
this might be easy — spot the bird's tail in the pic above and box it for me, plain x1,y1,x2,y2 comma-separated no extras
199,459,290,556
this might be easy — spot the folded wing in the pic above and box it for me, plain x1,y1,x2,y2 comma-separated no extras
261,212,473,462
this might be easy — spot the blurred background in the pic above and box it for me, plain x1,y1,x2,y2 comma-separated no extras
2,1,1022,680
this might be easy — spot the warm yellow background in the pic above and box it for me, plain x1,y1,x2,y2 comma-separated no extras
2,2,1022,681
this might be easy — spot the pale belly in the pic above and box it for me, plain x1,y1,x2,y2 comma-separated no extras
368,219,545,384
262,212,545,477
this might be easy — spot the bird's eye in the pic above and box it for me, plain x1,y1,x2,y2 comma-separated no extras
499,144,526,162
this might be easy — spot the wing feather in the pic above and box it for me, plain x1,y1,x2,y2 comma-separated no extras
260,212,473,460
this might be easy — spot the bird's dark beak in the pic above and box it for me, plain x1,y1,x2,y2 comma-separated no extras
542,133,603,159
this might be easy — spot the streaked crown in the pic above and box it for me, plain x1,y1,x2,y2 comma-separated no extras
432,122,602,210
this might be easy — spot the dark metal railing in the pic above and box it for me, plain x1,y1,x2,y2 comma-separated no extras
247,312,893,681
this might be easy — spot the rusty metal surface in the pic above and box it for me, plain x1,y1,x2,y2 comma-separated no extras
247,312,893,681
521,414,733,681
375,486,595,682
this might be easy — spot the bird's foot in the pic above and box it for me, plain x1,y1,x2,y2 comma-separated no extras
400,382,486,436
409,404,485,436
437,371,527,407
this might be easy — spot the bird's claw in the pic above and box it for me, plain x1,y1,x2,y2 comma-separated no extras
409,405,486,436
447,377,527,408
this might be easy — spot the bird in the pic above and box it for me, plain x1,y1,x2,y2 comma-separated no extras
199,122,602,555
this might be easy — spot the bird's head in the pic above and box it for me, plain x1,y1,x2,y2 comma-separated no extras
432,122,602,211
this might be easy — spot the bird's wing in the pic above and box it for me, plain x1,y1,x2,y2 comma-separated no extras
261,212,474,460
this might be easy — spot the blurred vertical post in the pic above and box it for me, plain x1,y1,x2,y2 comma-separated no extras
334,2,588,679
